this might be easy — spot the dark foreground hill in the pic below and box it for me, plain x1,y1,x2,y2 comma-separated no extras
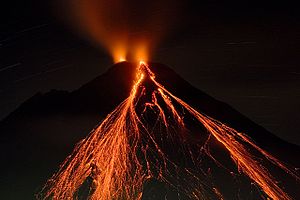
0,62,299,199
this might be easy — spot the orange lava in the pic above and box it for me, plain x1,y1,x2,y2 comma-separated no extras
39,62,298,200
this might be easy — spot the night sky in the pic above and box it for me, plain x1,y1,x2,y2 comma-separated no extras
1,0,300,144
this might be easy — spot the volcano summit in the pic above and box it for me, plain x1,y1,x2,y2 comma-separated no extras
0,62,299,199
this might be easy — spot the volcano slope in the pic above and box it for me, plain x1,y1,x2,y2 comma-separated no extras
0,62,299,199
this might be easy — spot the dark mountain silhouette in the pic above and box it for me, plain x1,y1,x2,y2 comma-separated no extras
0,62,299,199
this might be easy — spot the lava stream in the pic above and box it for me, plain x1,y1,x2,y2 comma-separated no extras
39,62,299,200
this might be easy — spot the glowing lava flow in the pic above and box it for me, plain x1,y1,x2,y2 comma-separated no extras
39,62,298,200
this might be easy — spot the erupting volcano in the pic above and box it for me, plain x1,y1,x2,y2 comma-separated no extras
38,61,299,200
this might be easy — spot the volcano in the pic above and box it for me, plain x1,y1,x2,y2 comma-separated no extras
0,62,299,199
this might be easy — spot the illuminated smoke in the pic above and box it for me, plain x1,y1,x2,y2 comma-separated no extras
62,0,180,62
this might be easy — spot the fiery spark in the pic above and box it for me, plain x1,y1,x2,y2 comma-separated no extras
39,62,298,200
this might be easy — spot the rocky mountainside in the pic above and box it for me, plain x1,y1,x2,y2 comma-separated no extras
0,62,299,199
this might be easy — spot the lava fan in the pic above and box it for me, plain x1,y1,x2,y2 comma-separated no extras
39,62,299,200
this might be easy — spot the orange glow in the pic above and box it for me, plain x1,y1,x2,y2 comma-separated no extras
65,0,179,63
112,42,148,63
118,57,126,62
139,60,146,66
133,42,149,63
39,62,299,200
113,46,127,63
